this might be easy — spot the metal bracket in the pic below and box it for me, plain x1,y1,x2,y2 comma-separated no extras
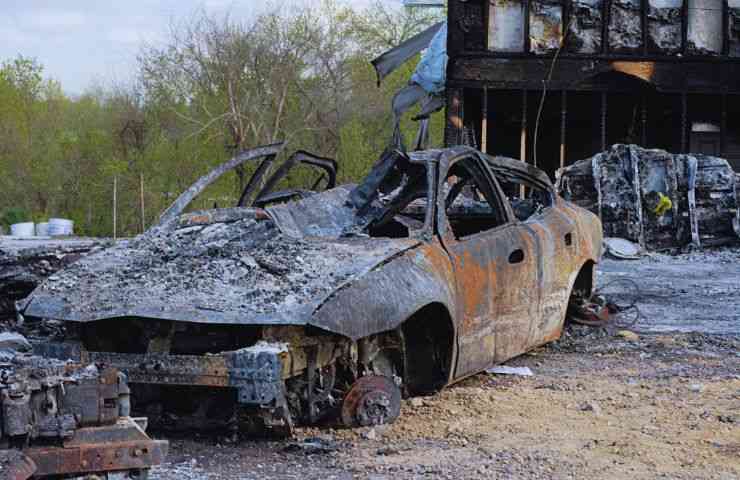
225,347,285,406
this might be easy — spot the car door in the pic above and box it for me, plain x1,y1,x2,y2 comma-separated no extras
488,162,575,348
435,153,540,377
486,156,583,348
520,203,575,347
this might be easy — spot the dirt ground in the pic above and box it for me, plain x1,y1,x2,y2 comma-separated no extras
149,248,740,480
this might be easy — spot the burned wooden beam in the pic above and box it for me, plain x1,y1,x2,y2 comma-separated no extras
449,57,740,93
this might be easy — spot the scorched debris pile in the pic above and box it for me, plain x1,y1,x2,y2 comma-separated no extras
0,333,167,479
557,144,740,250
0,239,107,323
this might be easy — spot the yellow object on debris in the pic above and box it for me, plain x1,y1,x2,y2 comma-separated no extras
616,330,640,341
653,192,672,216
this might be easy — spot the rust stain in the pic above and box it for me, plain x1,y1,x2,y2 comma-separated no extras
27,437,167,477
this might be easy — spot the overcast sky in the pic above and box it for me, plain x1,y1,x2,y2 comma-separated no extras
0,0,399,95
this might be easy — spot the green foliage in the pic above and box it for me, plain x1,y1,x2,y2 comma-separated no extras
1,207,30,229
0,3,444,237
0,56,44,102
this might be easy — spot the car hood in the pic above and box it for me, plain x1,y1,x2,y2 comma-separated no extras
22,188,420,329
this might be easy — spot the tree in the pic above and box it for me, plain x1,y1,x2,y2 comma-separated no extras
138,8,326,191
348,0,443,56
0,1,445,237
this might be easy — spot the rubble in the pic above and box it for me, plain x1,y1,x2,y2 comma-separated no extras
608,0,642,52
557,144,740,251
0,336,167,479
647,0,682,53
567,0,603,53
529,0,563,54
0,238,108,322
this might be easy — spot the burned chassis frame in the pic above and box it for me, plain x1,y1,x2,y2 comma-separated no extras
52,346,294,426
159,143,338,225
0,353,168,480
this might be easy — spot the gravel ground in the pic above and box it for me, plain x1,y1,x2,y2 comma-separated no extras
146,247,740,480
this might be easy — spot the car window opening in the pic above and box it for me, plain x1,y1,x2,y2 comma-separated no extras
445,161,506,240
497,176,553,222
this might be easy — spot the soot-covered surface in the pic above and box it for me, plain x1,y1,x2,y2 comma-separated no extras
23,200,418,326
598,246,740,334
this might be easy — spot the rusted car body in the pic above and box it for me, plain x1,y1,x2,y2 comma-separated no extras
22,145,601,434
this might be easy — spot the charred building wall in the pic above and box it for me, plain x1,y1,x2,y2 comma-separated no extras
446,0,740,179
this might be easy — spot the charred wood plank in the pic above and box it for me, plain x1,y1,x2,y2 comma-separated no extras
448,57,740,93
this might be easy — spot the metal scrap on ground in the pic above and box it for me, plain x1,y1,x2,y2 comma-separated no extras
0,334,167,479
485,366,534,377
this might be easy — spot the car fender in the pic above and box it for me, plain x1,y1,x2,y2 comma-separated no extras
311,241,457,341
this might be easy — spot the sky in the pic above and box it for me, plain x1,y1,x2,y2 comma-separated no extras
0,0,400,95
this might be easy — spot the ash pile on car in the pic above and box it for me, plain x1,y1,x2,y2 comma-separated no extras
0,238,107,323
24,207,374,321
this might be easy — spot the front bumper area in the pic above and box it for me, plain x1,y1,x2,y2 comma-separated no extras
36,341,289,407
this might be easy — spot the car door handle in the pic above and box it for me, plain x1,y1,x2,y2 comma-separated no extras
508,249,525,264
564,232,573,246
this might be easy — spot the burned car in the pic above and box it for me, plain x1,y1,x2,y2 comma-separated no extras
21,145,601,435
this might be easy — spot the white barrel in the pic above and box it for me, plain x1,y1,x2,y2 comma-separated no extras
35,222,49,236
48,218,74,236
10,222,35,237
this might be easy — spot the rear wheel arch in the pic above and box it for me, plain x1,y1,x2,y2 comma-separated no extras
571,259,597,298
557,259,598,333
537,259,598,346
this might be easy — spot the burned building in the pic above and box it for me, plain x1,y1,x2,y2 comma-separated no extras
445,0,740,178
